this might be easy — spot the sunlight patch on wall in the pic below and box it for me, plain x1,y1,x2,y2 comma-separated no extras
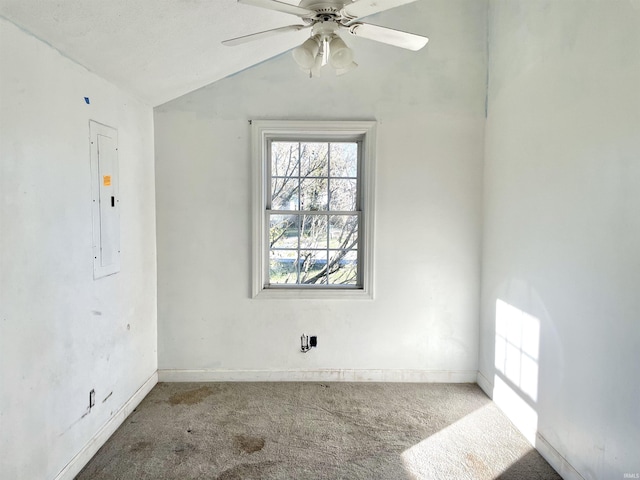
493,299,540,444
495,299,540,401
493,375,539,445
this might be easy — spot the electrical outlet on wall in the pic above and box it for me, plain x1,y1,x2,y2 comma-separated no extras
301,334,318,352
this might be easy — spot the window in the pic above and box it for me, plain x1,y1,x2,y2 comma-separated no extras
252,121,376,299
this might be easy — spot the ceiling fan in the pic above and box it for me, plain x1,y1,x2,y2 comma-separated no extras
222,0,429,77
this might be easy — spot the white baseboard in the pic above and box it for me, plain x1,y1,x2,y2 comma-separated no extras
54,371,158,480
476,370,493,397
536,433,585,480
158,369,478,383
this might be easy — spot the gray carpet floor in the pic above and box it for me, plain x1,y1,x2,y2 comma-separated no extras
76,382,561,480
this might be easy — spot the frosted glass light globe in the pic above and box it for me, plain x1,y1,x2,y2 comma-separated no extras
293,37,320,69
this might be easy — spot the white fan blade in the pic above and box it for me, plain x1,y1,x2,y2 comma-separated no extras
340,0,418,22
348,23,428,50
222,25,310,46
238,0,315,17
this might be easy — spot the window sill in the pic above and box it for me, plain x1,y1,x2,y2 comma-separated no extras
253,287,373,300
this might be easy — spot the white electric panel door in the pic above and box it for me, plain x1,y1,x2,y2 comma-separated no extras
90,121,120,279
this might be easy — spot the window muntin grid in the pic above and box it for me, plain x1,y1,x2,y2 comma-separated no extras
266,140,361,287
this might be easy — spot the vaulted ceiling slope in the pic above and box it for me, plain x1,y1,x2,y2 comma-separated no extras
0,0,312,106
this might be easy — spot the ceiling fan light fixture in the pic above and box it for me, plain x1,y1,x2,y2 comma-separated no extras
224,0,430,79
311,52,324,77
335,61,358,76
328,35,353,69
292,35,320,69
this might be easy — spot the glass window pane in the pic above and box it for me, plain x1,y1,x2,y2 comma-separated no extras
299,250,328,285
329,215,358,249
263,128,370,291
269,214,299,249
300,143,328,178
271,142,299,177
300,178,328,211
329,179,357,211
330,143,357,177
300,214,328,249
269,250,298,284
328,250,358,285
271,178,299,210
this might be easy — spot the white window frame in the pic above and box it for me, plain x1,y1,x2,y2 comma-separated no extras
252,120,376,299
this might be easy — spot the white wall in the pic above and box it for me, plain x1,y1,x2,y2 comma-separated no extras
5,0,637,477
480,1,640,478
155,0,486,381
0,18,157,480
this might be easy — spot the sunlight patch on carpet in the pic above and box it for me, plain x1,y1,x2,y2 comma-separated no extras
401,404,535,479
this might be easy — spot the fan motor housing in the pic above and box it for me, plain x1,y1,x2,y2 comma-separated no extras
300,0,345,19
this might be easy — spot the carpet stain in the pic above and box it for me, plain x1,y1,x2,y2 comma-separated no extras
168,386,214,405
466,452,491,477
129,441,152,453
234,435,265,454
172,443,196,454
216,461,276,480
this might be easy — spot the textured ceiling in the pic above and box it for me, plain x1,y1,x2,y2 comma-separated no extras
0,0,312,106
